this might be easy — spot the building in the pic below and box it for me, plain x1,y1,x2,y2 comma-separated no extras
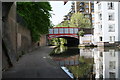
103,49,120,78
94,2,120,46
69,1,94,27
93,47,120,78
63,1,94,23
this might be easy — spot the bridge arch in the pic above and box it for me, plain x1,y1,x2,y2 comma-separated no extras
49,35,79,39
48,27,79,46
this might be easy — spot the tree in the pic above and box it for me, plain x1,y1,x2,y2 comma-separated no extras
62,20,70,26
49,21,55,28
56,20,69,27
17,2,52,42
70,12,91,28
78,30,85,36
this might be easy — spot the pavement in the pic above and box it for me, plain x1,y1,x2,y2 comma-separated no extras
2,46,70,79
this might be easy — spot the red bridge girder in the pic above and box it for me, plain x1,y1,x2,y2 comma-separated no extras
48,27,79,39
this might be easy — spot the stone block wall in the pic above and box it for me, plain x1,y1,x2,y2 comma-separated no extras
2,2,17,67
17,23,32,56
2,2,32,70
2,2,48,70
39,34,47,46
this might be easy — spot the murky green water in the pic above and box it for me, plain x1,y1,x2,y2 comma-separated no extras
50,45,120,79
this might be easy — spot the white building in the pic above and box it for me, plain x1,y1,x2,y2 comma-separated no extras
79,34,94,45
94,1,120,46
103,49,120,78
93,48,103,78
93,48,120,78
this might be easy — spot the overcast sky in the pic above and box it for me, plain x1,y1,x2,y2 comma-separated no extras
49,1,72,25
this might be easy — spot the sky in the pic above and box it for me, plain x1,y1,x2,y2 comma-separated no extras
49,1,72,25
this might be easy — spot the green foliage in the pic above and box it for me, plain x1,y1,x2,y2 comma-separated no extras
49,38,67,46
67,57,94,78
56,20,70,27
17,2,52,42
78,30,85,36
49,21,55,28
50,45,68,56
56,12,91,28
70,12,91,28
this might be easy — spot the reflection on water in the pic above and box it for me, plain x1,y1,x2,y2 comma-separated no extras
50,45,120,79
50,45,79,57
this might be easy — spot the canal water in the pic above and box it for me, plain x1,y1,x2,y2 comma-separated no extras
50,45,120,79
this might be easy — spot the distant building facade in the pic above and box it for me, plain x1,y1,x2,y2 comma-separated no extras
63,1,94,27
94,2,120,46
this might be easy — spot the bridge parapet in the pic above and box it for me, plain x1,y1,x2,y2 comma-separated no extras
48,27,79,39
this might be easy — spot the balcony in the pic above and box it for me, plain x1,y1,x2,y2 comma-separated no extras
91,5,94,9
79,8,84,12
85,5,89,8
71,10,75,13
79,2,84,6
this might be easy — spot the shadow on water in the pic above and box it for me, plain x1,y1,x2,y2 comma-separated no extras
49,45,120,79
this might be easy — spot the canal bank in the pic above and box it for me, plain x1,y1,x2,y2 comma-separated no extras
2,46,70,79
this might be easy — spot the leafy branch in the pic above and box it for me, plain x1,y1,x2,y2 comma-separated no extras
78,30,85,36
17,2,52,42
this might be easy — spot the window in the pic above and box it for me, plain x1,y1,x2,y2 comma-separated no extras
64,28,68,33
71,10,75,13
109,24,115,32
74,29,78,33
69,28,73,33
100,52,103,57
98,25,102,31
98,3,101,10
100,37,102,41
109,61,116,70
80,7,84,11
85,5,89,8
86,9,88,13
92,14,94,17
108,13,114,21
110,36,112,41
96,1,99,4
108,2,114,10
98,13,102,20
79,2,84,6
91,9,94,12
109,36,115,42
109,72,116,78
91,5,94,9
109,50,115,57
49,29,53,34
54,28,58,34
59,28,64,34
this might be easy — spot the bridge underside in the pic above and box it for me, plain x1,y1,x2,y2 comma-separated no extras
63,37,79,47
48,34,78,39
49,36,79,46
